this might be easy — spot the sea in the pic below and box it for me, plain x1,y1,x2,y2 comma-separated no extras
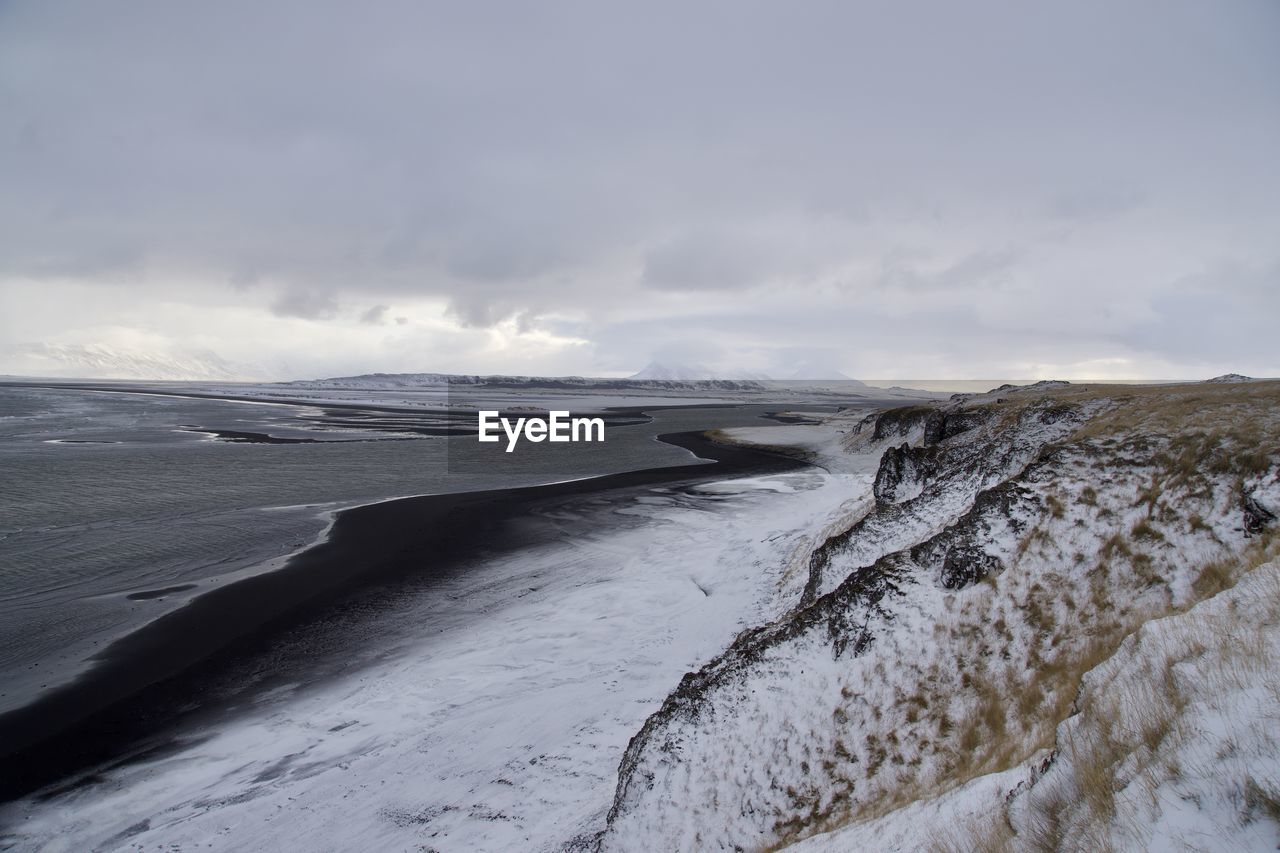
0,383,843,717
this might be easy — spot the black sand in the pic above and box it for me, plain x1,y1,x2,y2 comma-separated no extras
0,430,808,802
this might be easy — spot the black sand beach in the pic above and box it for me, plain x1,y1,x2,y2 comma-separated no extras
0,429,808,802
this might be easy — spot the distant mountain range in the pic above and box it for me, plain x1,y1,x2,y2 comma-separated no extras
283,371,773,393
627,360,861,381
784,360,854,381
628,361,774,381
10,348,1155,394
0,343,268,381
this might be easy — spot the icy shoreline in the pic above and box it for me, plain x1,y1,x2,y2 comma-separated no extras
0,422,871,850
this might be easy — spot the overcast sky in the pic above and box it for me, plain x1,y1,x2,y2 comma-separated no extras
2,0,1278,380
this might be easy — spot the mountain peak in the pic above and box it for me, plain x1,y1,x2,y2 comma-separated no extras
628,361,773,381
628,361,714,381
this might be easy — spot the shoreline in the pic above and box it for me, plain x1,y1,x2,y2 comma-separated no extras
0,429,808,802
0,379,754,418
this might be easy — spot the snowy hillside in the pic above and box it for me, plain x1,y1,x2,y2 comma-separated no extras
795,554,1280,852
600,380,1280,851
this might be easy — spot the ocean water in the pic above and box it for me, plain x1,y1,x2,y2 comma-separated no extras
0,385,823,715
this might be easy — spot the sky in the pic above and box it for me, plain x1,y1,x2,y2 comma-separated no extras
1,0,1278,380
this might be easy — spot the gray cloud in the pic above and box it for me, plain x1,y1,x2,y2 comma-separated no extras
1,0,1278,378
270,288,338,321
359,304,390,325
1130,260,1280,366
643,232,765,292
875,249,1021,294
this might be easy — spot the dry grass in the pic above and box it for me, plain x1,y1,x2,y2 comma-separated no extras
772,381,1280,848
927,815,1017,853
1192,557,1235,598
943,534,1280,851
1244,776,1280,826
1129,518,1162,541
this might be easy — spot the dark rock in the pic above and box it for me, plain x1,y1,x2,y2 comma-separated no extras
937,408,994,441
1033,401,1077,425
922,411,947,445
871,404,993,447
873,444,909,504
873,443,938,505
910,478,1039,589
872,406,942,443
989,380,1071,395
939,546,1002,589
1243,494,1276,537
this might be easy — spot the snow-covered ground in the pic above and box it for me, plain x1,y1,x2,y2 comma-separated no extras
796,555,1280,853
4,380,1277,852
1002,553,1280,851
601,380,1280,851
0,445,866,850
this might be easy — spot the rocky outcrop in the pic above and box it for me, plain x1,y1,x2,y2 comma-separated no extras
871,407,1001,507
1243,493,1275,536
869,402,997,448
803,399,1086,606
871,404,944,443
988,379,1072,394
910,477,1041,588
873,443,937,505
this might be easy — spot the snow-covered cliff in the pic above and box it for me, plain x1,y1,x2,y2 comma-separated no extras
598,380,1280,851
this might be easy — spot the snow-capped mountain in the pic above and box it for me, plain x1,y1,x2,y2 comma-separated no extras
0,343,267,381
628,361,716,380
787,360,855,381
629,361,773,381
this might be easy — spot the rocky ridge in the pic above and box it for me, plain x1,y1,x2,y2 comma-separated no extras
596,380,1280,851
